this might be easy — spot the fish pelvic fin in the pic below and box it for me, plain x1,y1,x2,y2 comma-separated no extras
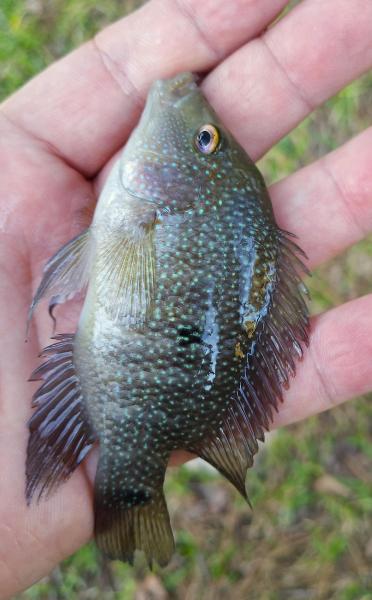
26,333,95,503
27,228,92,334
191,426,254,505
94,465,174,567
192,230,310,503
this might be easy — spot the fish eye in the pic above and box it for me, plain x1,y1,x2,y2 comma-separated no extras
195,124,220,154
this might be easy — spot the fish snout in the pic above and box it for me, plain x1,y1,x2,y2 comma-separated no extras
150,72,198,105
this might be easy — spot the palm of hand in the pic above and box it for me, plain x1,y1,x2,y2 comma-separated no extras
0,121,94,589
0,0,371,595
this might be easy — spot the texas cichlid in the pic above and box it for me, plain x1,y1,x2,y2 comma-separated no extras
26,72,310,567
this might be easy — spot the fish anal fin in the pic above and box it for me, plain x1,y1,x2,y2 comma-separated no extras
27,228,92,332
26,333,95,502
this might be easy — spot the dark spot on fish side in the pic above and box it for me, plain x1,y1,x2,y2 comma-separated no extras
121,488,152,507
177,325,202,346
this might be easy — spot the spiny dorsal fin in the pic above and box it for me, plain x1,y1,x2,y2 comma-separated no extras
27,228,92,332
26,333,95,502
193,230,310,500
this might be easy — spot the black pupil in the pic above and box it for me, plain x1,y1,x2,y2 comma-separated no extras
198,130,211,148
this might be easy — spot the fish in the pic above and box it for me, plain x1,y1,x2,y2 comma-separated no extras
26,72,310,567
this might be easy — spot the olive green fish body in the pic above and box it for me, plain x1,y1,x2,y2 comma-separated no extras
26,73,309,566
76,171,279,452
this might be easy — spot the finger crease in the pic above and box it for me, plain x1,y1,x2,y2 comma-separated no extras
309,329,337,409
91,36,144,110
0,523,25,591
320,156,367,238
260,35,316,114
0,109,79,175
175,0,221,62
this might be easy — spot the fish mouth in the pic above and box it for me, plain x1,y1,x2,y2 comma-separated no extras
149,72,199,106
134,73,199,134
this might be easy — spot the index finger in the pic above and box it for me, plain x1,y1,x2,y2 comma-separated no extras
1,0,288,177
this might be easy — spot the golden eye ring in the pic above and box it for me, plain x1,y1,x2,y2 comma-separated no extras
195,124,220,154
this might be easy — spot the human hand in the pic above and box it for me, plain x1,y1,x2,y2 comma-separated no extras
0,0,371,596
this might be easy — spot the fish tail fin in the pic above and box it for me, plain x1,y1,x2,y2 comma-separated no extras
94,465,174,567
26,333,95,502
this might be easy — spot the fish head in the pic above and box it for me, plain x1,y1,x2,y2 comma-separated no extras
120,72,249,219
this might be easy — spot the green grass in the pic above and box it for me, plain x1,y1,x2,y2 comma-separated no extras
1,1,371,599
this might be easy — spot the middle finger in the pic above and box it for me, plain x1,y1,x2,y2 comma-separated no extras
203,0,372,161
270,127,372,270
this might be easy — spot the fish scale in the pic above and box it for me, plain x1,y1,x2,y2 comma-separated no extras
77,203,246,441
26,72,309,566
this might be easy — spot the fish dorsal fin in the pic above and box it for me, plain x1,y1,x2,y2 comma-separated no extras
192,231,310,501
28,228,92,331
26,333,96,501
95,223,156,324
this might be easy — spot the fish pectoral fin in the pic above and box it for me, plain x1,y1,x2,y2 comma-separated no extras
26,333,95,502
94,474,174,567
96,226,156,323
27,228,92,332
